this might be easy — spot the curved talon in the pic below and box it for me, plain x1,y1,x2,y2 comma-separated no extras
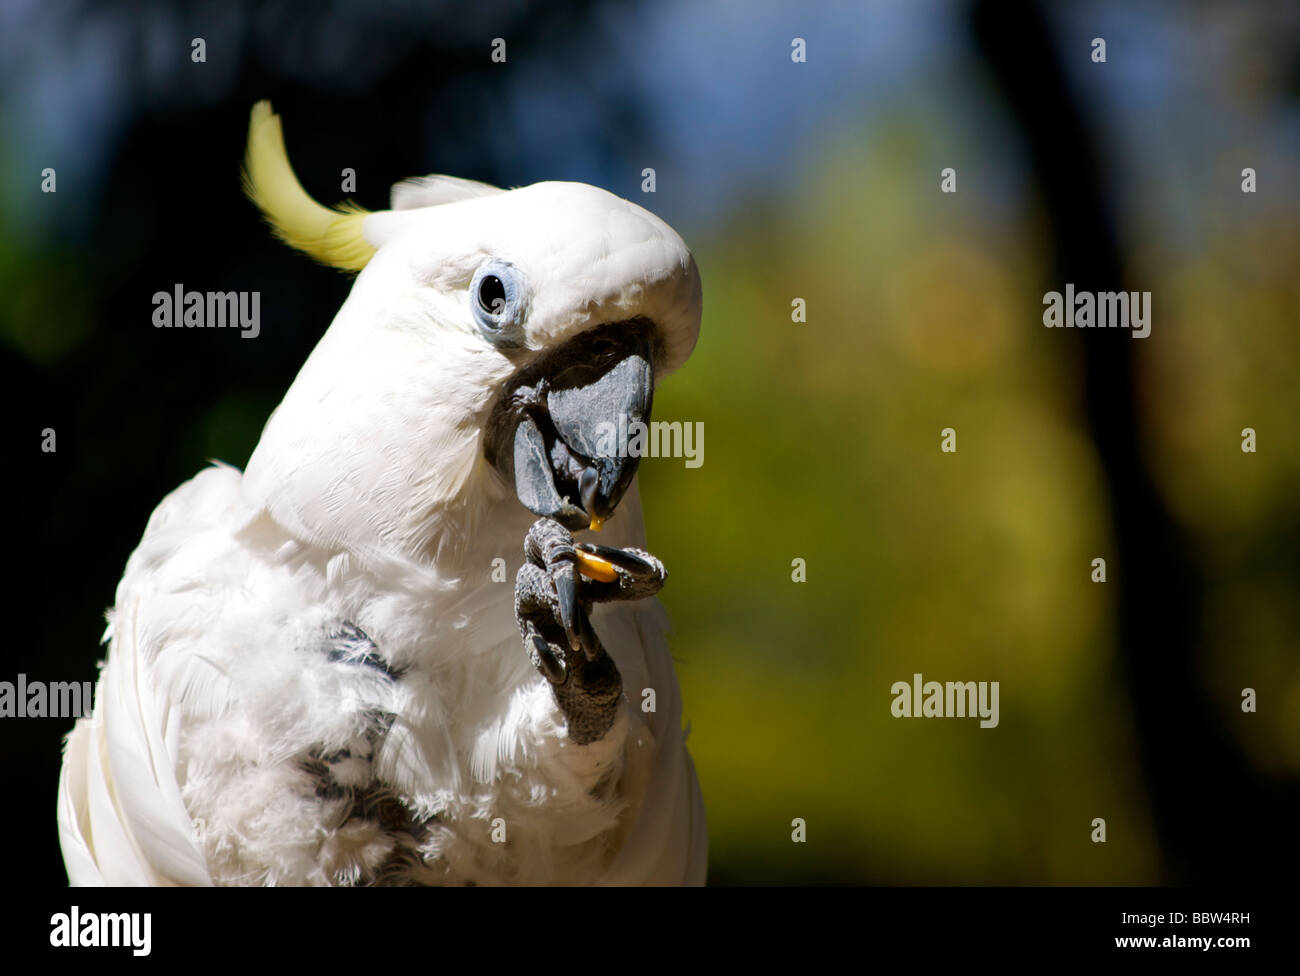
553,563,581,652
576,610,602,662
514,518,641,743
530,633,566,684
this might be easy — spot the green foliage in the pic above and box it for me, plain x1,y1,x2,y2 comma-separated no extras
642,125,1295,882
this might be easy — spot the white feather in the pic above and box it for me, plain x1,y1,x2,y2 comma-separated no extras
390,174,505,210
59,168,707,886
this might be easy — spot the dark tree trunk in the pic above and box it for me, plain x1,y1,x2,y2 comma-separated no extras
969,0,1297,882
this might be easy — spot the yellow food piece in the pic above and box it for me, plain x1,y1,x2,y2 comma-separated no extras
575,551,619,583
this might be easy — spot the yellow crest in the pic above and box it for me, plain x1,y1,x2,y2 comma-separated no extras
241,101,375,271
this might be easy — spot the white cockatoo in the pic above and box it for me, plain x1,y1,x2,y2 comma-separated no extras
57,101,707,885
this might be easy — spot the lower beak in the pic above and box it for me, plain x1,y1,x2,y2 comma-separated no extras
487,321,655,532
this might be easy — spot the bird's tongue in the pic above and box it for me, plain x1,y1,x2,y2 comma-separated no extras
579,467,603,530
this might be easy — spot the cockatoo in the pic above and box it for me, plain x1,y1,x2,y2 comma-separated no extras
56,101,707,885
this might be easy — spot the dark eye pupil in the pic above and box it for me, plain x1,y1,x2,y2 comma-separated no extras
478,275,506,315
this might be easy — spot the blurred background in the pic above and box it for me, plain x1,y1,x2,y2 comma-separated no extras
2,0,1296,884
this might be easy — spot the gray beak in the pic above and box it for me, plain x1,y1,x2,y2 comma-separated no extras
485,320,656,532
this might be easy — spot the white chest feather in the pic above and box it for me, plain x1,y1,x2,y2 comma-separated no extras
61,464,698,885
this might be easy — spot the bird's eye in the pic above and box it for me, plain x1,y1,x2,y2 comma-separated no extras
470,261,525,347
478,275,506,316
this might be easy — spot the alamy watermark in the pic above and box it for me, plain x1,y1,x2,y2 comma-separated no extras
593,416,704,468
891,673,999,728
1043,284,1150,339
152,284,260,339
0,674,94,718
50,907,151,956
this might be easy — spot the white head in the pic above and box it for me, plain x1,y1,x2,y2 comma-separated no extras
238,102,702,567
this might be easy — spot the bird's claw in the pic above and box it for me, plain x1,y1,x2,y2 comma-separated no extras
513,518,664,743
529,632,566,684
520,517,587,656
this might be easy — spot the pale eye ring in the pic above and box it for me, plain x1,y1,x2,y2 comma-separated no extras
470,261,525,347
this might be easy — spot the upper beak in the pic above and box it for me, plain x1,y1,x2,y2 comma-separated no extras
485,320,656,532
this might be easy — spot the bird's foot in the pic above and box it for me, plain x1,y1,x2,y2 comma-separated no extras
514,518,666,744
